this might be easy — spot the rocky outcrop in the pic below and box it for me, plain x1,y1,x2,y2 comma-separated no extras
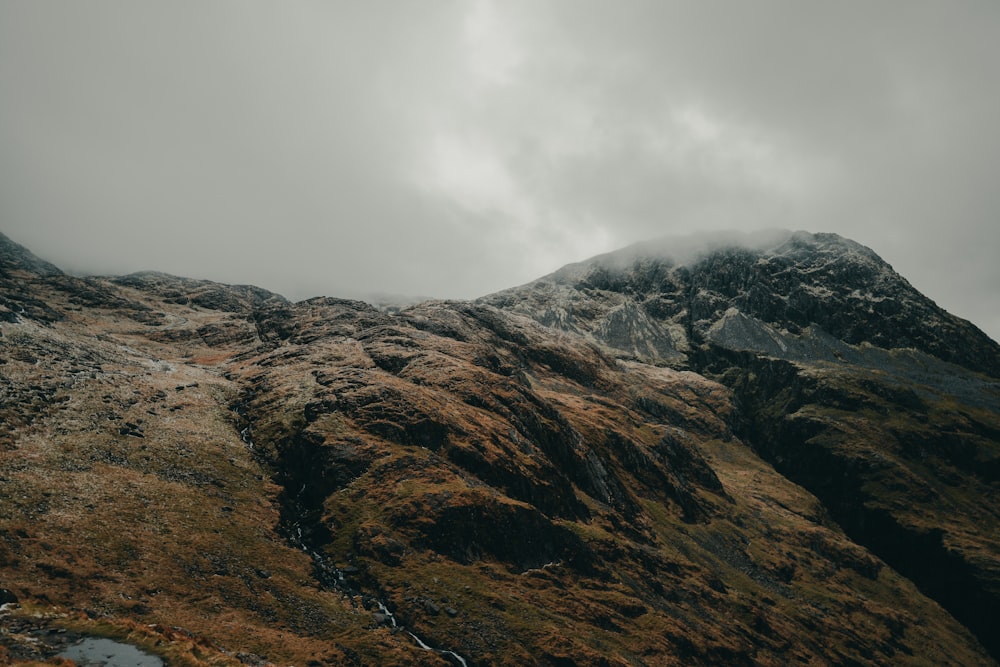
111,272,287,313
0,233,63,277
484,230,1000,377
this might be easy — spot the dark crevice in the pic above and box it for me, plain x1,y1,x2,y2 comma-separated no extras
229,394,470,666
700,352,1000,662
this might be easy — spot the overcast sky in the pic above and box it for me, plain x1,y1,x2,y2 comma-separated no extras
1,2,998,340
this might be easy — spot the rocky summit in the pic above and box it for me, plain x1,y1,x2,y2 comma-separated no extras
1,230,998,666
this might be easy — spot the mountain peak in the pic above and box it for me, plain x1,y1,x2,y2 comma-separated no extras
548,230,879,281
483,229,1000,378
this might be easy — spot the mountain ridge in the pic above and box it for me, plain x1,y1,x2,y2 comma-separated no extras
483,229,1000,377
1,229,998,665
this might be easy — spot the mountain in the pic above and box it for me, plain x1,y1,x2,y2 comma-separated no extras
482,230,1000,654
1,230,998,666
484,230,1000,376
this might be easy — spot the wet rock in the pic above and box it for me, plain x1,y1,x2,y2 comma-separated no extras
118,422,145,438
236,652,270,666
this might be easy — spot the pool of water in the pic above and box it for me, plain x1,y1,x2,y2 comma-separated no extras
57,636,164,666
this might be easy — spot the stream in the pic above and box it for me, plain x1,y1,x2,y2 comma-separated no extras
233,402,469,666
292,528,468,666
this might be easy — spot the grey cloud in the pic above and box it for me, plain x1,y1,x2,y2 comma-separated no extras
1,1,997,339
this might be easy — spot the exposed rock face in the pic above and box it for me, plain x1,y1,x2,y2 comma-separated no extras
1,230,998,665
484,230,1000,377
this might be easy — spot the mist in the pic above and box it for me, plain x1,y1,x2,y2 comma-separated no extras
1,1,998,340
